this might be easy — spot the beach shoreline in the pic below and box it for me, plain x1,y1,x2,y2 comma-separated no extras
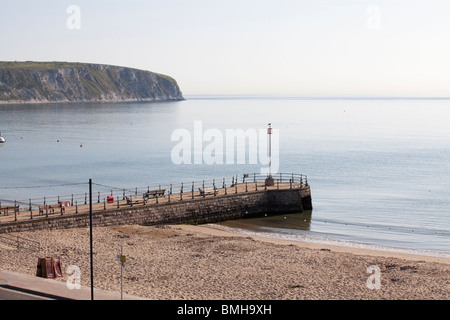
180,224,450,265
0,224,448,300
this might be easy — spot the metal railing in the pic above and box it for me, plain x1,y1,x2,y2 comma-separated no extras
0,173,308,223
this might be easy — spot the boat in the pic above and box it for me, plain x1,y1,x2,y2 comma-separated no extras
0,132,5,143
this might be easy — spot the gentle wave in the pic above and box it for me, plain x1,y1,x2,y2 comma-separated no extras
207,224,450,259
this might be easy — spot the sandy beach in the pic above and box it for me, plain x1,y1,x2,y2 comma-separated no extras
0,223,448,300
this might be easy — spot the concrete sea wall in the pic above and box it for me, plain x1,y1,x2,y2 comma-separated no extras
0,186,312,234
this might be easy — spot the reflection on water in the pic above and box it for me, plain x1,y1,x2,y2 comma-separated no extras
217,211,312,232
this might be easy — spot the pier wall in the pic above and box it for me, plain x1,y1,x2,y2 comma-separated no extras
0,186,311,234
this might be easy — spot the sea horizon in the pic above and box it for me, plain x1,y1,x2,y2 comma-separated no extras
184,94,450,100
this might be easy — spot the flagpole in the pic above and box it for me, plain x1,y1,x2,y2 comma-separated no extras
265,123,274,186
268,123,272,177
89,178,94,300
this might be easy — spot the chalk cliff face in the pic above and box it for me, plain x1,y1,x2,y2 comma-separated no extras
0,62,184,104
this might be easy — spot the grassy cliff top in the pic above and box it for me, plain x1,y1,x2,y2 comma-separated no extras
0,61,92,70
0,61,178,84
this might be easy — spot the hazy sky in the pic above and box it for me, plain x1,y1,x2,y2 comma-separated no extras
1,0,449,96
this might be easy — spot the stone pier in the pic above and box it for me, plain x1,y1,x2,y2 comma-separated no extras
0,179,312,234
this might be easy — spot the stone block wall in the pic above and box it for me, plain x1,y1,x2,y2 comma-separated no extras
0,187,312,234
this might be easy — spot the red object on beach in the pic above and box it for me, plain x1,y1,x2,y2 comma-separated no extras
53,258,62,277
107,196,114,203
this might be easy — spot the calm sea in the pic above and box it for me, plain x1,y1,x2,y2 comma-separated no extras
1,96,449,257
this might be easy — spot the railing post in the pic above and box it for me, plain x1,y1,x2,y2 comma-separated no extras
180,183,183,201
29,199,32,220
202,181,205,198
76,201,78,214
98,191,100,204
192,182,194,199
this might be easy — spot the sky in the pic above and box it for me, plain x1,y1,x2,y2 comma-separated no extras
1,0,449,96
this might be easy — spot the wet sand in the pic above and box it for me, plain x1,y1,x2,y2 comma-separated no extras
0,224,448,300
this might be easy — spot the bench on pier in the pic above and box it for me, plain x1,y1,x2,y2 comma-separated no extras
198,187,217,197
39,204,65,215
143,189,166,199
0,206,19,216
125,197,142,206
